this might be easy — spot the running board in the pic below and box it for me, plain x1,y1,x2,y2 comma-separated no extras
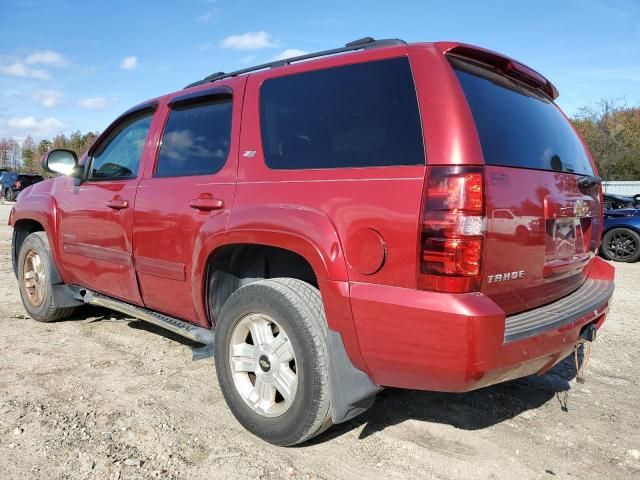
82,291,214,360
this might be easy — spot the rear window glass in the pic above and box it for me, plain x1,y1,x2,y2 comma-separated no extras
260,57,424,169
451,58,594,175
155,98,232,177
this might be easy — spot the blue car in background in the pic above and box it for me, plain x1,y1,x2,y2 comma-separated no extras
0,171,44,202
601,207,640,263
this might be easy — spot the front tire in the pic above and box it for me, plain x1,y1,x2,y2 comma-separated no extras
600,228,640,263
214,278,332,446
17,232,76,322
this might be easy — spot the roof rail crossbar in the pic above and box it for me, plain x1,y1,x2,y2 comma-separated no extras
184,37,406,89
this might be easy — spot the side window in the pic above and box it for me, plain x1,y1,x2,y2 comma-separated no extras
89,111,153,180
259,57,424,170
493,210,514,219
155,97,232,177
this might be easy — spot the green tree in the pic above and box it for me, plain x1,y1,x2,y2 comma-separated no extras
68,130,84,158
81,131,98,156
572,99,640,180
21,135,38,172
52,134,68,150
37,139,52,156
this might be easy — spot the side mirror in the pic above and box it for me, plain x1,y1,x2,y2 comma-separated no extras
43,149,80,177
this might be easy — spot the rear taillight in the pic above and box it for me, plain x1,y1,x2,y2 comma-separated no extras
418,166,485,293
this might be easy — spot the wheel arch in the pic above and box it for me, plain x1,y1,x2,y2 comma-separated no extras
191,204,350,324
602,223,640,236
10,195,61,280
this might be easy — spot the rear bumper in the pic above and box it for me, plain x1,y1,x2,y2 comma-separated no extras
350,257,615,392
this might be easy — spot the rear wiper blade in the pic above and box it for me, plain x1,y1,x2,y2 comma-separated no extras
577,175,602,190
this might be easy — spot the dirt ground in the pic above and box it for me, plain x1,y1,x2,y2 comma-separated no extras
0,202,638,480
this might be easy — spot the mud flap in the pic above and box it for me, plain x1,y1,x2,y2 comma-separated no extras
51,284,85,308
327,329,380,424
191,342,214,361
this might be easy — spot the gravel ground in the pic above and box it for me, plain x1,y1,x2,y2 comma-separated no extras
0,202,638,480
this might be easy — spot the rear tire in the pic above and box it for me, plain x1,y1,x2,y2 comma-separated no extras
600,228,640,263
214,278,332,446
17,232,76,322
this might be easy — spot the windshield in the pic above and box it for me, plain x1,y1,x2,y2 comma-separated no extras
451,57,594,175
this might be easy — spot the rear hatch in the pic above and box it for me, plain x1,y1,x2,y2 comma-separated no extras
451,56,601,315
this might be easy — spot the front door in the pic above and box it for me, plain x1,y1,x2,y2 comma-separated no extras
132,79,245,325
57,106,156,303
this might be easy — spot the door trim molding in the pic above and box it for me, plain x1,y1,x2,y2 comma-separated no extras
135,256,186,281
63,242,133,267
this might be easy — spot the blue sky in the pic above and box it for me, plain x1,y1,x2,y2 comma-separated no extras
1,0,639,143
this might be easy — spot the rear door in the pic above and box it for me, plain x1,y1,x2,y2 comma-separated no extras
132,80,244,325
451,57,601,314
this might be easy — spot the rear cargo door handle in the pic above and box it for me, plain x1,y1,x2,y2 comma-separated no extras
189,197,224,211
105,198,129,210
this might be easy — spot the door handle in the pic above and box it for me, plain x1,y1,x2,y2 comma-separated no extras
105,198,129,210
189,197,224,211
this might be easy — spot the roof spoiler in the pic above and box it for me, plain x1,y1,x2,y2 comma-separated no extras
443,44,559,100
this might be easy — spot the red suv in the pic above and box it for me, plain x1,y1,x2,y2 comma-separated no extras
9,37,615,445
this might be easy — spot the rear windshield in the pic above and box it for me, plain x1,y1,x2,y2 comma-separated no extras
451,58,594,175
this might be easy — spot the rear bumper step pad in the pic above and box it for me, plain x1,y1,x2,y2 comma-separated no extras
504,279,614,343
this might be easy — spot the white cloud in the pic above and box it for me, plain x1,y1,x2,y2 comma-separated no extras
272,49,309,61
33,89,64,108
0,49,67,81
24,50,68,67
6,116,65,135
119,56,138,70
0,61,50,80
78,96,110,109
221,31,276,50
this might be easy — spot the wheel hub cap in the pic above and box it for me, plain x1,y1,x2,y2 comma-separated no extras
229,313,298,417
258,354,272,372
23,250,45,307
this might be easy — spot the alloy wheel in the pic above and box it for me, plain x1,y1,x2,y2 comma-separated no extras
228,313,298,417
606,230,638,261
23,250,46,307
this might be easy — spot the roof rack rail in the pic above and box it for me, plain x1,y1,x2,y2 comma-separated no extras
184,37,406,89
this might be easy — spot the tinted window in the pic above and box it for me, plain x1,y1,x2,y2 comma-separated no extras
260,57,424,169
452,58,593,175
155,98,232,177
493,210,514,219
90,111,153,180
